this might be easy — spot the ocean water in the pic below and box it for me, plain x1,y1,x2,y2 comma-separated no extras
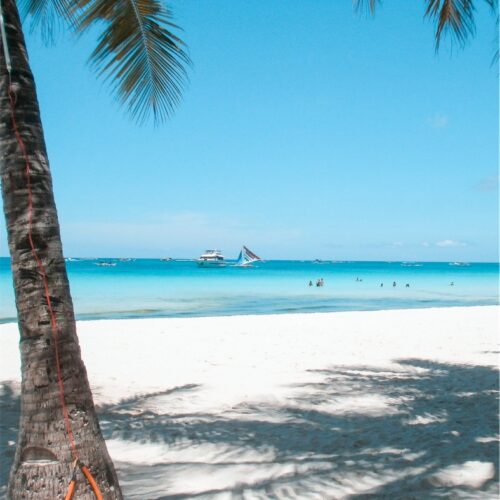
0,258,498,323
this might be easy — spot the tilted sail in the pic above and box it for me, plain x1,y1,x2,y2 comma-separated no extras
235,246,261,266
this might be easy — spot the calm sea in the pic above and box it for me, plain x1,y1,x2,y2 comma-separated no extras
0,258,498,323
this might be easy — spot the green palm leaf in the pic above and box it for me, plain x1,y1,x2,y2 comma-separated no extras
20,0,74,41
352,0,380,15
425,0,476,48
355,0,497,54
76,0,190,124
486,0,499,64
21,0,190,124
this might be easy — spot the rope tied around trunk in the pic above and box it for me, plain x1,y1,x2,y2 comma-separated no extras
65,459,104,500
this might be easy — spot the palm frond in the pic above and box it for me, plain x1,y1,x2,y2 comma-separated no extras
352,0,380,15
425,0,476,49
19,0,74,41
76,0,190,124
492,10,499,65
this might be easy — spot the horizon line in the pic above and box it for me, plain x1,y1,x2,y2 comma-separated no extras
1,256,498,265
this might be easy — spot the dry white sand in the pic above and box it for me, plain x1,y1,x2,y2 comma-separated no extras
1,306,498,498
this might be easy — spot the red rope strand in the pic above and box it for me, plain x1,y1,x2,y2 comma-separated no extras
8,85,78,460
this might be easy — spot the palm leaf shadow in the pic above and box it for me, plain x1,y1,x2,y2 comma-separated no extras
0,382,21,497
89,360,499,499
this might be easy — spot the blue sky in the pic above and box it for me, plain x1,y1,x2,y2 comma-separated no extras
0,0,498,261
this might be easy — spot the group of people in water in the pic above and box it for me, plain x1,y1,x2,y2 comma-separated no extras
309,278,324,287
309,277,456,288
355,277,410,287
376,280,454,287
310,278,413,288
379,281,410,288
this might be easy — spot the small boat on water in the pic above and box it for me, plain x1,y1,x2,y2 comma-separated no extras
95,261,116,267
234,246,262,267
197,250,226,267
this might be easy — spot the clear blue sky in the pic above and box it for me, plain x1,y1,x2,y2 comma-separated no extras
0,0,498,261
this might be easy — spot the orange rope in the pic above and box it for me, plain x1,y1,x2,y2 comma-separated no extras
81,464,104,500
64,460,103,500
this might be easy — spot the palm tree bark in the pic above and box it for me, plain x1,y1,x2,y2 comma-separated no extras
0,0,122,497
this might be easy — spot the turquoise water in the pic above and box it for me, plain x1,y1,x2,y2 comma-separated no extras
0,258,498,322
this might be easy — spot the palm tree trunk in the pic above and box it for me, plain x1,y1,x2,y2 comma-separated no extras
0,1,122,497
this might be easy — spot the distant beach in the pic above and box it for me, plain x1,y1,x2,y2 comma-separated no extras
0,307,498,498
0,258,498,322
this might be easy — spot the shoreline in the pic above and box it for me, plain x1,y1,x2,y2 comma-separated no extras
0,302,498,325
1,306,498,498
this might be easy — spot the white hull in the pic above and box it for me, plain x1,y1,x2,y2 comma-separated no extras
196,260,226,267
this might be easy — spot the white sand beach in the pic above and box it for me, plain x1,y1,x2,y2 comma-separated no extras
1,306,498,498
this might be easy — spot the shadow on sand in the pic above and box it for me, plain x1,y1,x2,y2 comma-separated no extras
1,360,499,499
0,382,20,498
98,359,498,499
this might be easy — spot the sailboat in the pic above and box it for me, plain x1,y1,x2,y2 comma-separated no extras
234,246,262,267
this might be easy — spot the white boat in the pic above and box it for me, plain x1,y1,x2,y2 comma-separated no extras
234,246,261,267
95,261,116,267
197,249,226,267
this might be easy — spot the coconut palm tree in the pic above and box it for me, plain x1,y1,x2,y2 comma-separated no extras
1,0,495,498
0,0,188,497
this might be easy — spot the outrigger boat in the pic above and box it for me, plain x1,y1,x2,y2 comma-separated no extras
234,246,262,267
